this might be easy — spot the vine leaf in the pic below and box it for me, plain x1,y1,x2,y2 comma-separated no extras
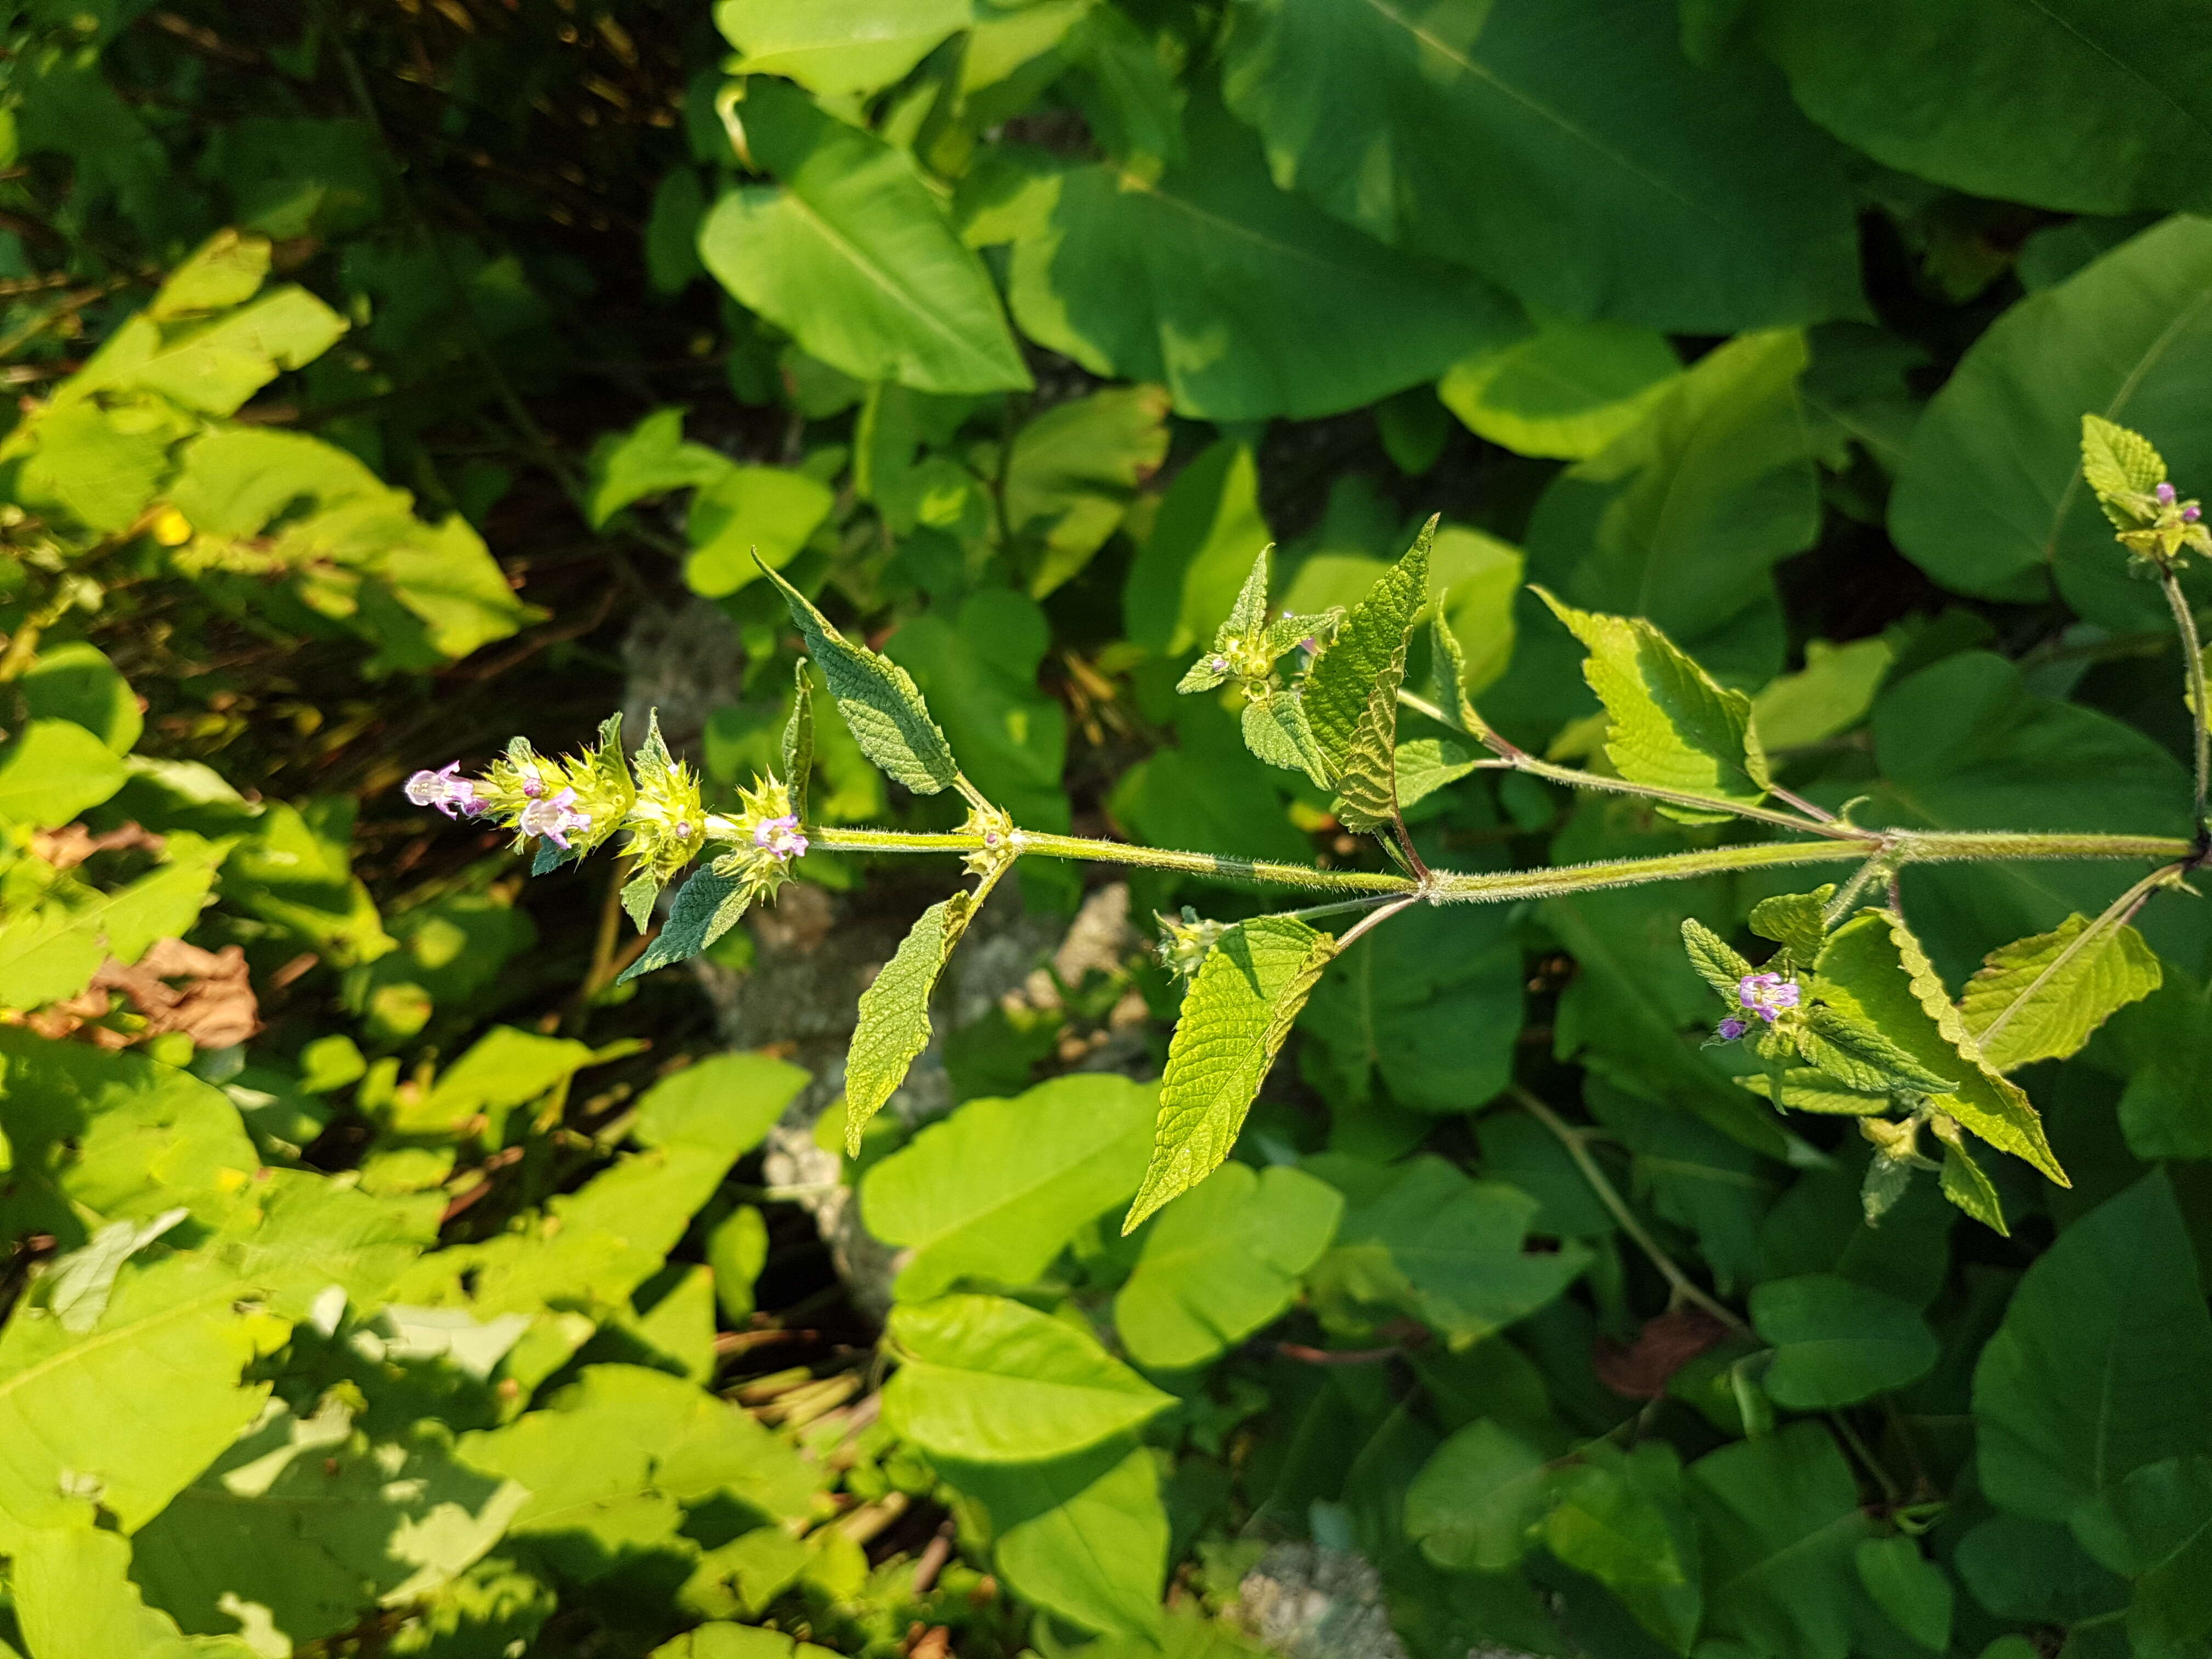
617,859,753,984
758,560,961,795
1812,910,2068,1187
1533,590,1771,823
1124,916,1339,1232
1305,518,1434,780
2080,414,2168,530
1957,914,2163,1075
781,658,816,825
844,891,981,1153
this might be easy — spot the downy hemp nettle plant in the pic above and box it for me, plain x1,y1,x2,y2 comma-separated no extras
411,416,2206,1234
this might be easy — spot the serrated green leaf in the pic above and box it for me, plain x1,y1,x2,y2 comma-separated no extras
1305,518,1432,781
758,562,961,796
1748,887,1833,962
1404,1418,1549,1572
1124,916,1338,1232
1812,910,2066,1183
2080,413,2168,529
861,1074,1157,1301
1737,1068,1892,1116
1427,610,1488,737
1113,1163,1342,1371
1681,918,1757,1003
1238,687,1330,787
1536,589,1770,821
618,860,753,984
1217,544,1271,650
882,1294,1173,1463
935,1439,1167,1636
1974,1172,2212,1521
782,658,815,826
621,872,660,933
1957,913,2163,1074
845,892,978,1153
1798,1008,1957,1096
1393,737,1481,811
1929,1116,2007,1235
1751,1273,1938,1407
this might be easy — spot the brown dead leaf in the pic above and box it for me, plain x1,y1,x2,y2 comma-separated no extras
92,938,260,1048
30,821,165,871
1592,1307,1733,1400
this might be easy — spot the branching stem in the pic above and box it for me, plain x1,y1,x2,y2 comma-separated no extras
2159,566,2211,836
1510,1086,1745,1333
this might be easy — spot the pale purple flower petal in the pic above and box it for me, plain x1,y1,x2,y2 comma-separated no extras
1717,1017,1748,1041
2158,482,2179,506
1737,972,1801,1023
519,786,589,850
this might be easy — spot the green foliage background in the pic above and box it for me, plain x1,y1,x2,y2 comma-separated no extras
2,2,2212,1658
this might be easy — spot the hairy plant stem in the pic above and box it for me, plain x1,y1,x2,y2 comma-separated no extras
2160,567,2211,836
793,823,2197,902
1510,1086,1745,1333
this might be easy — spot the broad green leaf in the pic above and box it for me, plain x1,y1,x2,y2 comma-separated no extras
1439,320,1681,460
406,1026,596,1138
715,0,972,97
1298,903,1523,1115
1536,590,1770,820
1750,1273,1938,1407
1951,1514,2128,1627
0,718,128,828
0,1252,285,1549
12,1518,259,1659
582,406,733,528
1432,526,1523,701
131,1400,528,1651
2114,967,2212,1161
63,283,346,416
0,1028,258,1243
697,80,1030,394
759,563,961,795
2080,412,2169,527
385,1560,555,1659
1550,1441,1703,1650
1221,0,1861,332
887,589,1069,833
457,1364,817,1583
3,395,189,534
2071,1456,2212,1651
1973,1172,2212,1522
1125,916,1338,1232
45,1210,187,1334
882,1294,1173,1463
862,1074,1157,1301
1002,95,1521,421
652,1626,838,1659
1305,521,1431,777
1305,1154,1593,1349
1854,1537,1954,1654
683,465,835,597
1002,383,1171,597
20,641,142,754
149,228,270,317
843,891,978,1153
1812,911,2066,1183
1749,637,1893,753
1957,914,2163,1074
1687,1421,1878,1659
1123,439,1271,656
1112,1164,1342,1371
935,1440,1167,1635
617,859,752,983
0,844,224,1012
219,797,393,968
1403,1418,1549,1572
1889,218,2212,629
1239,688,1330,787
1749,2,2212,217
631,1051,809,1160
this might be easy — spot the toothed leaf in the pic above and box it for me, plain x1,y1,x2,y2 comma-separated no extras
1959,913,2163,1074
844,891,980,1152
1305,518,1434,776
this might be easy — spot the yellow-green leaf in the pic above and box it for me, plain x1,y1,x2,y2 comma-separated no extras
844,892,978,1152
1958,913,2163,1074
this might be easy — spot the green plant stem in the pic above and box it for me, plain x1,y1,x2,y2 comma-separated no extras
2159,567,2211,835
1510,1086,1745,1333
778,823,2197,902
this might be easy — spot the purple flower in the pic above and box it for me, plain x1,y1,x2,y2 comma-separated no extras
753,814,808,860
405,762,488,820
2158,482,2179,506
519,768,546,799
1737,972,1801,1023
2187,505,2203,524
518,787,590,850
1716,1016,1748,1041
